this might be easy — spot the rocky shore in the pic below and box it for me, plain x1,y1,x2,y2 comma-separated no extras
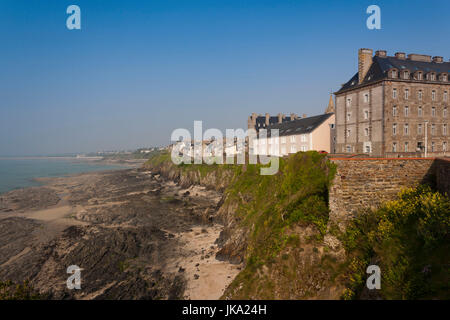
0,168,241,299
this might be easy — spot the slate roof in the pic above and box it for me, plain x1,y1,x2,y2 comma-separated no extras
263,113,333,137
254,116,294,129
337,55,450,93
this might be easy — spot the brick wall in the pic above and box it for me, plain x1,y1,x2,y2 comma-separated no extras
328,158,440,228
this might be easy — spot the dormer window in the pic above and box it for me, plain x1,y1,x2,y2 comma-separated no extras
442,74,448,82
403,71,409,79
391,70,398,78
428,73,436,81
416,72,423,80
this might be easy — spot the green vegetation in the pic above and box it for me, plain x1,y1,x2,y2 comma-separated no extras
341,185,450,299
223,151,336,298
0,281,42,300
145,150,449,300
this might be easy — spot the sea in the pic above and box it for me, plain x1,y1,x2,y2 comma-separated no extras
0,157,125,194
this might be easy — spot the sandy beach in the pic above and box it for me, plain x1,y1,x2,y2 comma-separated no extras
0,168,240,299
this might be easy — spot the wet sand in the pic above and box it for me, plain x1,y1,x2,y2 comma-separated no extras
0,168,240,299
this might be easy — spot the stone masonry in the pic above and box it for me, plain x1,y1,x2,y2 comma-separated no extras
328,158,449,229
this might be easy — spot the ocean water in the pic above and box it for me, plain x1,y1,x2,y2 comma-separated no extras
0,158,125,194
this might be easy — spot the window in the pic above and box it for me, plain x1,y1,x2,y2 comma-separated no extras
365,145,371,153
346,129,351,137
444,124,448,135
444,91,448,102
364,127,369,136
346,98,352,107
393,106,397,116
432,90,436,101
260,139,265,145
404,124,409,135
418,90,423,100
290,135,295,143
364,110,369,119
391,70,398,78
392,142,397,152
403,71,409,79
444,108,448,118
404,142,409,152
444,74,448,82
418,106,423,117
347,113,351,121
404,106,409,117
417,72,423,80
432,107,436,117
404,89,409,100
281,137,286,143
330,124,335,129
418,124,423,135
444,142,447,152
301,134,307,142
431,73,436,81
346,145,352,153
431,142,435,152
290,145,297,153
393,123,397,135
364,93,370,103
392,88,397,99
281,146,286,154
301,145,307,152
431,124,436,135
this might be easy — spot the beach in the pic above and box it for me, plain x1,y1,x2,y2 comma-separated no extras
0,168,240,299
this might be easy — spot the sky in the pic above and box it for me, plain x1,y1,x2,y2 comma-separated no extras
0,0,449,156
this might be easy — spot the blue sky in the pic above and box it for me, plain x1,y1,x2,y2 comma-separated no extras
0,0,449,155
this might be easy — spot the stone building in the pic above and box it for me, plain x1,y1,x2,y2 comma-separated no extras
335,48,449,157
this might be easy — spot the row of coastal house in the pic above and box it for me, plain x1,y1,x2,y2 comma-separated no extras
171,48,449,159
250,48,450,158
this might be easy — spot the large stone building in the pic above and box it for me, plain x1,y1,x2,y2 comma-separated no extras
335,48,449,157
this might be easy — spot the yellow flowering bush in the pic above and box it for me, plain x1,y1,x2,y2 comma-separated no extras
342,185,450,299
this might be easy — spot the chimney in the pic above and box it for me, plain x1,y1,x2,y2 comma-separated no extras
265,113,270,126
432,56,443,63
395,52,406,60
407,54,432,62
375,50,387,57
290,113,297,121
302,113,307,118
358,48,373,84
277,113,283,123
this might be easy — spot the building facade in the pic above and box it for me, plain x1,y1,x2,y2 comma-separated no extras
335,48,449,157
252,113,335,156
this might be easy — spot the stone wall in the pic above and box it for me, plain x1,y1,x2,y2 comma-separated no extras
436,158,450,196
328,158,440,228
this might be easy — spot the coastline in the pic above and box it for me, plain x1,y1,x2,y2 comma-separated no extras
0,165,240,299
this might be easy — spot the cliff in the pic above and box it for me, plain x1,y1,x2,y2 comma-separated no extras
143,151,450,299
